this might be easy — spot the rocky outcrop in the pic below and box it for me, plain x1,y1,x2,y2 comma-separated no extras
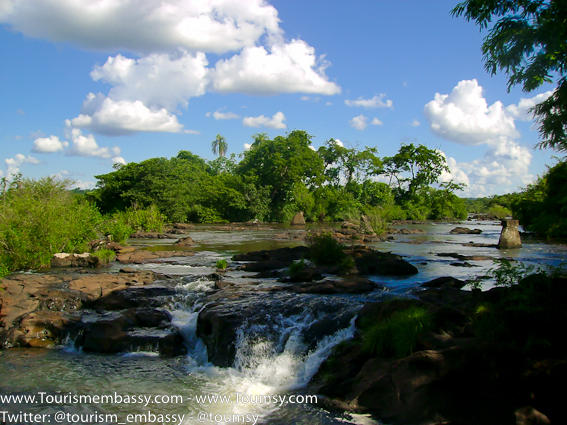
290,211,306,225
348,246,418,276
312,275,567,425
498,219,522,249
51,253,100,268
0,270,185,356
174,236,194,246
450,226,482,234
116,248,195,264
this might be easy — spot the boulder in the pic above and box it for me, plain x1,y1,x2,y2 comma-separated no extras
498,219,522,249
450,227,482,234
175,236,194,246
290,211,306,225
349,247,418,276
51,253,99,268
421,276,466,290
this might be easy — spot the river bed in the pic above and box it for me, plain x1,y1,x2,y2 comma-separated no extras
1,221,566,425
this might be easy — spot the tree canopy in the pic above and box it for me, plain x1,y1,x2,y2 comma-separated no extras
452,0,567,151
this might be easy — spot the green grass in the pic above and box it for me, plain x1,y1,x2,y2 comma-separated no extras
92,249,116,264
361,306,433,358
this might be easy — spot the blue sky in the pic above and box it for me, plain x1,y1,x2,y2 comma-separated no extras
0,0,558,196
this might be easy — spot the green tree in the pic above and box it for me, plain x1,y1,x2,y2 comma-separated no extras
211,134,228,157
452,0,567,151
237,130,324,219
383,143,450,200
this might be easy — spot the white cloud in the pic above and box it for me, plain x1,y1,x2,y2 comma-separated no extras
424,79,549,196
69,94,184,135
424,79,518,146
410,119,421,127
211,110,239,120
350,114,368,130
66,128,121,159
0,0,281,54
243,143,252,151
112,156,127,166
332,139,344,147
243,111,286,129
309,145,316,151
212,40,340,95
32,135,68,153
506,91,554,121
91,51,208,111
371,117,383,126
4,153,39,176
345,94,393,109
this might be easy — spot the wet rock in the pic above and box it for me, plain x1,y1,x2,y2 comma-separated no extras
289,277,380,294
421,276,466,290
68,271,159,300
450,227,482,234
78,308,185,356
233,246,309,265
116,248,194,264
51,253,100,268
86,286,177,310
437,252,493,261
349,246,418,276
12,311,80,348
290,211,306,225
175,236,194,247
498,219,522,249
391,228,425,234
130,231,178,239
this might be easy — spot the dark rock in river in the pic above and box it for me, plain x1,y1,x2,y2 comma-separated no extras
349,246,418,276
421,276,467,290
450,226,482,234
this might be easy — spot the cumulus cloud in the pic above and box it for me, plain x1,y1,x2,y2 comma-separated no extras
345,94,393,109
424,79,550,196
350,114,368,130
243,143,252,151
0,0,281,54
410,119,421,127
506,91,554,121
350,115,382,130
212,40,340,95
66,128,121,159
32,135,68,153
69,94,184,135
4,153,39,176
209,110,240,120
91,51,208,111
243,111,286,129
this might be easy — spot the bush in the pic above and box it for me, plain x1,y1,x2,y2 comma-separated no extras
0,177,102,271
123,205,166,232
100,215,133,244
288,258,307,278
216,259,228,270
92,249,116,264
309,233,346,265
361,306,433,358
487,204,512,219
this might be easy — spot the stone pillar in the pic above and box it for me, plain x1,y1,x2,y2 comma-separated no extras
498,219,522,249
290,211,306,225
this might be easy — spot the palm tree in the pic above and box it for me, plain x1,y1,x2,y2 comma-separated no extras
211,134,228,158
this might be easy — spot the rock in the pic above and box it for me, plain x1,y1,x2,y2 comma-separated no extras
437,252,493,261
12,311,80,348
515,407,551,425
51,253,100,268
360,215,376,235
498,219,522,249
421,276,466,290
116,248,194,264
391,228,426,235
290,211,306,225
68,271,159,300
289,276,380,294
450,227,482,234
175,236,194,246
349,246,418,276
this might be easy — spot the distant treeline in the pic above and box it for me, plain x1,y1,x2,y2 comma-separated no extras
88,130,467,225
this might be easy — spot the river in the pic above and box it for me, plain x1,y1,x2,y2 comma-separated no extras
1,221,566,425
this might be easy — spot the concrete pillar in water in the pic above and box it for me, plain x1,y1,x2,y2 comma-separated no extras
498,219,522,249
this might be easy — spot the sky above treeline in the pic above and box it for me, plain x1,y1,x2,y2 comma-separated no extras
0,0,558,197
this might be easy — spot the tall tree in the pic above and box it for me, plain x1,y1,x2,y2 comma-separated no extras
452,0,567,151
211,134,228,157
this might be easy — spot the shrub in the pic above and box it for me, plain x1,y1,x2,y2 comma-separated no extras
216,259,228,270
288,258,307,279
123,205,166,232
361,306,433,358
0,177,102,272
92,249,116,264
487,204,512,219
100,215,133,244
309,233,346,265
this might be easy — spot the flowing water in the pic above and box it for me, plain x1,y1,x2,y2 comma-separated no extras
1,221,566,425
